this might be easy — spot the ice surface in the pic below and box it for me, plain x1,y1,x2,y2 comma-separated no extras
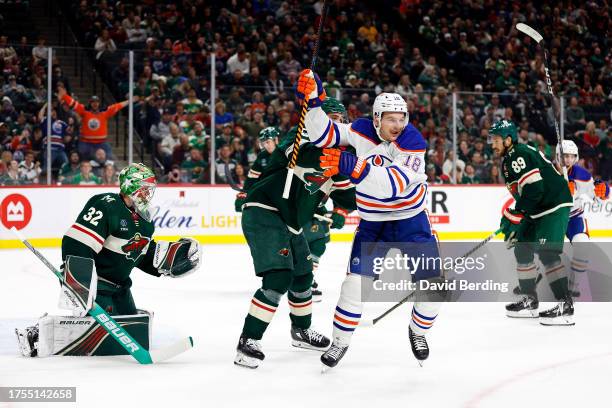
1,244,611,408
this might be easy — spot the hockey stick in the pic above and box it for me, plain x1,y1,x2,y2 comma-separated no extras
359,228,503,327
282,0,328,199
10,227,193,364
516,23,568,180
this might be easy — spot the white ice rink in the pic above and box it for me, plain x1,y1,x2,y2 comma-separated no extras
1,242,611,408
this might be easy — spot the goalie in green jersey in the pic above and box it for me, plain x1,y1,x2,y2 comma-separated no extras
489,120,574,326
15,163,201,358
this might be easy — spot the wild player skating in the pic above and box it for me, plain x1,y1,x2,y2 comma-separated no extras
234,120,356,369
556,140,609,297
15,163,201,358
296,69,442,369
489,120,574,325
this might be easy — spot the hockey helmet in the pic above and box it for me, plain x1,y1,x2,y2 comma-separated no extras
372,93,408,138
556,140,579,167
488,120,518,144
258,126,280,141
119,163,157,221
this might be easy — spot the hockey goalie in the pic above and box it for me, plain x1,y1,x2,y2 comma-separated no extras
15,163,201,358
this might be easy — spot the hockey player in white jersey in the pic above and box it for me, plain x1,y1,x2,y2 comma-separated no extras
557,140,609,297
296,69,443,369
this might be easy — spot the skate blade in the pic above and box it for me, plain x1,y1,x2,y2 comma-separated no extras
292,340,329,351
234,352,261,369
539,316,575,326
321,363,331,374
506,309,539,318
417,360,424,367
312,296,322,303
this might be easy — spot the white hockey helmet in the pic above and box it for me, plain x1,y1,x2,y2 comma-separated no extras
372,92,409,138
556,140,579,167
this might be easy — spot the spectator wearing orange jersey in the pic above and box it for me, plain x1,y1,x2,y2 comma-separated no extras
57,86,130,160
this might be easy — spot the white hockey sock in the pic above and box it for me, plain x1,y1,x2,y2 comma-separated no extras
410,302,441,336
332,273,371,346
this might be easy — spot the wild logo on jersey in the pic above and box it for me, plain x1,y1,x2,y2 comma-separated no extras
121,233,150,261
303,169,328,194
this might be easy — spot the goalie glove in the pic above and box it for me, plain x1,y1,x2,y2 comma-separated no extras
153,238,201,278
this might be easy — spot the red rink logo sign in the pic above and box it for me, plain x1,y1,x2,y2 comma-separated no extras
1,193,33,230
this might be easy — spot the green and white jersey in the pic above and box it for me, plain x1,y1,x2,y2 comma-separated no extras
243,149,273,191
62,193,159,285
243,128,355,232
501,143,572,218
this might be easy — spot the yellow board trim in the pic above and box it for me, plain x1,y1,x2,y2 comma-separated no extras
2,230,611,249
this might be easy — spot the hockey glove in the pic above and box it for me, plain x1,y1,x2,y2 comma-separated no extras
319,148,369,182
327,207,349,229
235,191,247,212
594,180,610,200
500,208,526,249
295,69,326,109
153,238,201,278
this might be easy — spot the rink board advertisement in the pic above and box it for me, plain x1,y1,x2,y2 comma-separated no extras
0,185,611,248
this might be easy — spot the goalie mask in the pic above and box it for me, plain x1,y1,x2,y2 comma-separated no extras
372,93,408,139
119,163,157,221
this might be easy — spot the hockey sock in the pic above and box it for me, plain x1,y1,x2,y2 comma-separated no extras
516,262,538,295
242,289,281,340
332,274,370,346
288,273,313,329
410,302,440,335
543,260,569,300
309,239,327,276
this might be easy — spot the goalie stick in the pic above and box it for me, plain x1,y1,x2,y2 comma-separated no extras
10,227,193,364
282,0,328,198
359,228,503,327
516,23,568,180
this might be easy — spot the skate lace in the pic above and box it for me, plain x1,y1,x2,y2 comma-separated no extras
305,329,324,343
326,345,345,359
412,334,428,351
246,338,262,352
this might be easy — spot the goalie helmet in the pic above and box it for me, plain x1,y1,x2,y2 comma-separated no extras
119,163,157,221
372,93,408,138
556,140,579,167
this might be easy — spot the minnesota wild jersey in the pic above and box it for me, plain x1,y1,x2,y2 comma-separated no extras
62,193,159,285
502,144,572,218
243,129,355,231
244,149,273,191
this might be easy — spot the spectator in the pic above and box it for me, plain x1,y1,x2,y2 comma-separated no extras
69,161,101,185
215,144,237,183
159,122,183,168
38,103,69,170
0,160,22,185
94,29,117,61
226,48,250,75
100,163,118,185
32,37,49,63
58,86,129,160
565,96,586,134
181,147,208,183
59,151,81,184
18,151,41,184
265,68,284,97
461,164,480,184
90,148,115,177
234,163,247,189
277,51,300,78
215,102,234,128
150,108,175,146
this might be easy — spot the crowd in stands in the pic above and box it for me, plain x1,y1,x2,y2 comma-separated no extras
1,0,609,186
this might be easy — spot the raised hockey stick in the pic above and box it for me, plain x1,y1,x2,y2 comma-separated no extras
10,227,193,364
359,228,503,327
516,23,568,180
282,0,328,198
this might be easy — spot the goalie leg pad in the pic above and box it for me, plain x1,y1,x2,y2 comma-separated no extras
58,256,97,317
20,312,152,357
